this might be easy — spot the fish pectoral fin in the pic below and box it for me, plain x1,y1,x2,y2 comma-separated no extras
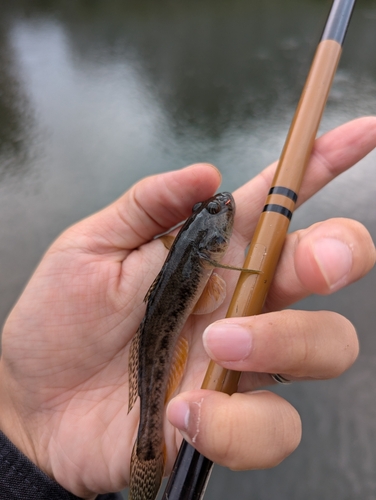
165,336,189,404
128,329,140,414
192,272,226,315
159,234,175,250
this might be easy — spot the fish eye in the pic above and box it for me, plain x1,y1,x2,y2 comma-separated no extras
207,201,221,214
192,202,203,213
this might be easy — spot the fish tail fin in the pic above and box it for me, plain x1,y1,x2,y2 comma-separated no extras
129,441,165,500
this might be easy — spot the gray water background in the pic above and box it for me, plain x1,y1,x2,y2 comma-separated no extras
1,1,376,498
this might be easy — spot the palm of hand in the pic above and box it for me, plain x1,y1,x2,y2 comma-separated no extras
1,217,240,496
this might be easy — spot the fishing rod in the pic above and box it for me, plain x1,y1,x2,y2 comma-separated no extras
161,0,356,499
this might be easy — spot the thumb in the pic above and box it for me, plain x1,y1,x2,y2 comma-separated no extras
59,163,221,253
166,389,301,470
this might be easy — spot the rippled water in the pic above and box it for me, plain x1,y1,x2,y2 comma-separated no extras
0,1,376,499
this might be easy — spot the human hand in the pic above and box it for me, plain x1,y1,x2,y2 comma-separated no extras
166,116,376,469
0,118,375,497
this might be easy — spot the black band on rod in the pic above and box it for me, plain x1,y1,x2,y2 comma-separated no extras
268,186,298,203
262,204,293,220
320,0,356,45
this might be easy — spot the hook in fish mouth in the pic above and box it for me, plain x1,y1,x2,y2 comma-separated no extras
212,192,235,213
215,192,234,201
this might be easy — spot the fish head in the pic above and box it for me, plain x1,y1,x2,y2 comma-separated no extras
192,192,235,264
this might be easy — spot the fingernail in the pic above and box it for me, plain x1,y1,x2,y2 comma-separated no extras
203,323,252,362
167,398,190,431
168,397,205,444
312,238,352,290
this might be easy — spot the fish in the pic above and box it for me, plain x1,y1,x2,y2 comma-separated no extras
127,192,259,500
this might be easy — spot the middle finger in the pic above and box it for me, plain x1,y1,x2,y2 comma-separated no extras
202,309,359,385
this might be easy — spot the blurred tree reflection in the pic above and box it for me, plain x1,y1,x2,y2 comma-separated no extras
2,0,375,143
0,0,324,141
0,17,34,179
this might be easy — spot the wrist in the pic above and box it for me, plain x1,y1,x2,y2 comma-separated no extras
0,429,84,500
0,363,48,476
0,364,96,499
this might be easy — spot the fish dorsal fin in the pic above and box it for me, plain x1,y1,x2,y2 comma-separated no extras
144,235,176,303
159,234,175,250
144,270,163,303
192,272,227,315
128,328,141,414
165,336,189,404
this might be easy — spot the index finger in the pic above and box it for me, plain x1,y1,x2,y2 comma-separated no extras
233,116,376,242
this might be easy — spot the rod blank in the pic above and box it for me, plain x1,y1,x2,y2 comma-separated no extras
161,1,357,499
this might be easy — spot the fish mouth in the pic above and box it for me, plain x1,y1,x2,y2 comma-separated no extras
214,191,235,206
214,192,235,211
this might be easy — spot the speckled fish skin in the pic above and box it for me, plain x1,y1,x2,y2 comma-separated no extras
128,192,236,500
